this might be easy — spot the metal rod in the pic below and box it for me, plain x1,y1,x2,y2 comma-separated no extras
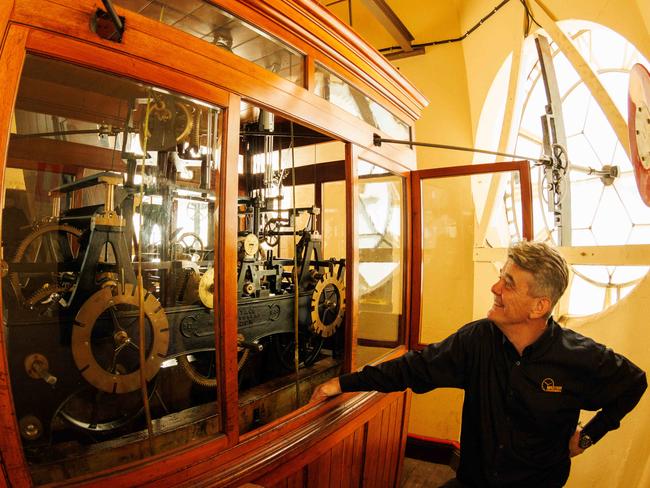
101,0,124,33
241,131,330,140
373,134,545,162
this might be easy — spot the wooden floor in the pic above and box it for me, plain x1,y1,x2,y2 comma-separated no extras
400,458,456,487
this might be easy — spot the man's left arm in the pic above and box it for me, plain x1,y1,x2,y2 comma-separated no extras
579,346,647,448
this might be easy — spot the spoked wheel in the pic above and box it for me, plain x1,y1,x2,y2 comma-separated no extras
9,223,82,307
178,345,250,389
173,232,204,262
56,380,156,433
272,331,323,371
72,283,169,394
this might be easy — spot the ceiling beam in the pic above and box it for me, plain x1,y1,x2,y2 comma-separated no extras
359,0,414,52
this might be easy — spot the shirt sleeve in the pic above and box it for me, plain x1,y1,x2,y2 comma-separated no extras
339,323,476,394
581,345,647,444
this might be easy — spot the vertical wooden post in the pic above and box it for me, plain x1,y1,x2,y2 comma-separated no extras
344,142,359,372
219,92,241,445
0,24,32,488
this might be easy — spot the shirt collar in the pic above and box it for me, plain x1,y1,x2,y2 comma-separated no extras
496,317,558,359
521,317,557,357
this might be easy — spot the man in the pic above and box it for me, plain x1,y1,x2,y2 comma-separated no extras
310,241,647,487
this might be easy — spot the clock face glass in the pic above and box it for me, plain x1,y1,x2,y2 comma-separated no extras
479,21,650,316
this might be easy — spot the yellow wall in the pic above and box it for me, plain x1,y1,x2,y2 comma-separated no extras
387,5,477,441
375,0,649,485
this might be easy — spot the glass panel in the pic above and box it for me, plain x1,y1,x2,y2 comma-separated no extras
237,104,346,433
3,55,221,484
419,171,525,344
314,63,410,140
114,0,304,85
356,162,404,366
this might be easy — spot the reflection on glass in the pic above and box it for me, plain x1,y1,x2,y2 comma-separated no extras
235,105,346,433
114,0,304,85
314,63,410,140
356,162,404,366
419,172,522,344
3,55,221,484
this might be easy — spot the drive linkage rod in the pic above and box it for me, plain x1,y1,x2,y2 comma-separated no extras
372,133,547,164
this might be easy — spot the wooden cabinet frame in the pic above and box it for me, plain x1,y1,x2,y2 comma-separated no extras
0,1,428,485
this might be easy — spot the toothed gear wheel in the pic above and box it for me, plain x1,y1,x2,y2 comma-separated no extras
25,283,72,309
172,232,204,262
309,273,345,338
72,283,170,394
9,223,82,307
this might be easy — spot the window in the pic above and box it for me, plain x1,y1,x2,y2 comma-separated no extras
3,55,222,484
236,103,346,432
314,63,410,139
113,0,304,85
356,161,405,365
476,21,650,316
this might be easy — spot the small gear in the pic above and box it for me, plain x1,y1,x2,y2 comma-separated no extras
238,233,259,258
309,273,345,338
25,283,71,310
178,340,249,389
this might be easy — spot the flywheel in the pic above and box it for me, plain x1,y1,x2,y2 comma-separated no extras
309,272,345,338
72,283,170,394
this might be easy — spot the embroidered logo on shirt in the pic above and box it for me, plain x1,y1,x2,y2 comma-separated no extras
541,378,563,393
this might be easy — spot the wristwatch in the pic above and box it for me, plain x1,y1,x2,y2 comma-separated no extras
578,431,593,449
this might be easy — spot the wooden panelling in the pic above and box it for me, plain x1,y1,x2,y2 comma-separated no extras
220,92,243,445
0,0,15,53
344,143,359,373
253,391,408,488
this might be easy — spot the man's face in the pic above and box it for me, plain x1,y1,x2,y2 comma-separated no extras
487,259,539,327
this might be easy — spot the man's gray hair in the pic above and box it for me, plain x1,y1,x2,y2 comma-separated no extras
507,241,569,307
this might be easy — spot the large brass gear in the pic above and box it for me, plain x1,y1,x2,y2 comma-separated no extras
309,273,345,338
140,97,193,151
9,222,82,307
199,267,215,308
72,283,170,394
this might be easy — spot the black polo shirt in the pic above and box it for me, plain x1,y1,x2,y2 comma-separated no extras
339,319,647,487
